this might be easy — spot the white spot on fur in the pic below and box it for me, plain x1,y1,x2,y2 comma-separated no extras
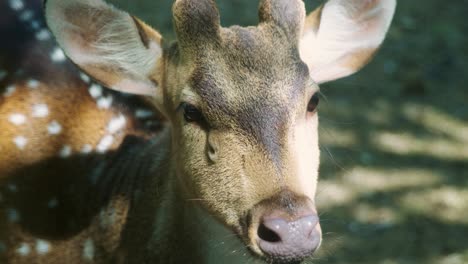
135,109,154,119
59,145,72,158
9,113,26,126
81,144,93,154
19,10,33,21
35,29,51,41
13,136,28,150
7,208,20,223
47,120,62,135
80,73,91,83
9,0,24,11
107,115,126,134
7,184,17,192
0,70,6,80
82,238,94,261
27,79,40,88
89,84,103,98
16,243,30,256
48,198,59,209
3,85,16,97
96,135,114,153
35,240,51,255
32,104,49,118
97,95,113,109
51,47,66,62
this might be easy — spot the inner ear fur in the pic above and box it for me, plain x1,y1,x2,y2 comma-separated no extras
45,0,164,96
300,0,396,84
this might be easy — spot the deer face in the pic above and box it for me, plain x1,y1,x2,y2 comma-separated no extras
45,0,395,262
165,22,322,255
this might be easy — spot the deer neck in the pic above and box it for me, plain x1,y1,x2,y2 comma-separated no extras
117,125,247,263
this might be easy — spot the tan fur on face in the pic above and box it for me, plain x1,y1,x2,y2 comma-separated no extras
162,19,320,234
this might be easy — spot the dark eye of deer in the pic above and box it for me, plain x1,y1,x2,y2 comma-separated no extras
307,93,320,113
181,103,204,123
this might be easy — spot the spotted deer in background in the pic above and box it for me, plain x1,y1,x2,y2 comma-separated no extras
0,0,396,263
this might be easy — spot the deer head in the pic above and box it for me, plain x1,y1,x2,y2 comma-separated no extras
45,0,395,262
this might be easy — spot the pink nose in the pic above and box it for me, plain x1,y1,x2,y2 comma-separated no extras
257,213,321,263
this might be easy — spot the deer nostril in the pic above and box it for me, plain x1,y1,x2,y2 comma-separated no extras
257,222,281,243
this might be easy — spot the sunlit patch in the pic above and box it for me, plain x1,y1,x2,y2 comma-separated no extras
317,168,443,210
374,132,468,161
434,252,468,264
344,167,442,192
351,203,400,228
400,187,468,224
373,103,468,161
320,128,358,148
316,181,357,209
403,103,468,143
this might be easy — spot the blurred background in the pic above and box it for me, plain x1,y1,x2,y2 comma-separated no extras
103,0,468,263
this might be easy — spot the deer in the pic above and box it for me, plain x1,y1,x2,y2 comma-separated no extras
0,0,396,263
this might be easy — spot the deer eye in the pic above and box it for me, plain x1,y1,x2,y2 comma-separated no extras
307,93,320,113
181,103,204,123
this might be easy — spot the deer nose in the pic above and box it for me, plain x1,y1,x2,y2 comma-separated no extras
257,213,321,263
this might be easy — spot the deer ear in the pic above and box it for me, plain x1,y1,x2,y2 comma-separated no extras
45,0,164,96
300,0,396,84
